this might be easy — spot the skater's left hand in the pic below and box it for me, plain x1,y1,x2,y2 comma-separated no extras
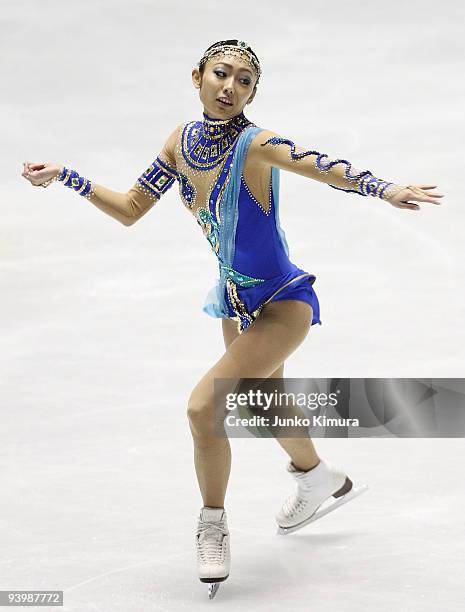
385,184,444,211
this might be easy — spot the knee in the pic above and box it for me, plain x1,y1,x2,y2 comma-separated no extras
187,396,217,438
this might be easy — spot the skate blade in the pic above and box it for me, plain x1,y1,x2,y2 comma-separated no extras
208,582,220,599
200,574,228,583
277,483,369,535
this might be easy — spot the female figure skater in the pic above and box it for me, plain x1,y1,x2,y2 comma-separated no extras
22,39,444,599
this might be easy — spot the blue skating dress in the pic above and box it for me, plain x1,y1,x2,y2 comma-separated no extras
173,111,322,334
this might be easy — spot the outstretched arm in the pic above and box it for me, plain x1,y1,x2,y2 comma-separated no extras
22,125,181,225
247,129,444,210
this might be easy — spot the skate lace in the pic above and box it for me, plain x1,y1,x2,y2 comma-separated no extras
282,494,309,517
283,466,340,517
282,468,326,516
196,520,228,564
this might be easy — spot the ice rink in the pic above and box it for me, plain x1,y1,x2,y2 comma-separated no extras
2,0,464,610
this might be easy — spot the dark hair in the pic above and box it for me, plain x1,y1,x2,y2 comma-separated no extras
198,39,260,83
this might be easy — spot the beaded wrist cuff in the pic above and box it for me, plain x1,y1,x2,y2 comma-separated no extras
378,183,407,201
307,154,404,201
327,174,406,200
58,166,94,199
329,170,405,200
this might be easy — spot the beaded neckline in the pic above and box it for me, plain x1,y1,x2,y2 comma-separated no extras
180,110,254,172
201,110,252,139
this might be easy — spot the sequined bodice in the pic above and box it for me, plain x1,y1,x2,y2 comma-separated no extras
172,113,295,289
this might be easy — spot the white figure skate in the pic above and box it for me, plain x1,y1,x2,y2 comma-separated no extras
276,459,369,535
195,506,230,599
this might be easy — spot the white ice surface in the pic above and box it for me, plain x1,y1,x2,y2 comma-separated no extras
2,0,465,610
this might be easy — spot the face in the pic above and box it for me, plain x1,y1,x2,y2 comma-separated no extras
192,53,258,119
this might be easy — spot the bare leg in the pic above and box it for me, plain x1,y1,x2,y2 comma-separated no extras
222,308,321,472
187,300,316,508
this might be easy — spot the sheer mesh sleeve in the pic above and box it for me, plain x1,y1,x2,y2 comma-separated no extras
253,131,406,202
56,126,180,225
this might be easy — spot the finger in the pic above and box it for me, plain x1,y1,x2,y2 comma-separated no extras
401,202,420,210
414,185,444,198
29,169,46,178
395,203,420,211
419,196,442,205
404,191,442,205
412,198,442,206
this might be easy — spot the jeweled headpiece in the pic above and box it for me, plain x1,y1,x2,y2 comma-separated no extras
198,40,261,83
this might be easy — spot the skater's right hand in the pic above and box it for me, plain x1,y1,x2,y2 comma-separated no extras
21,161,64,188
